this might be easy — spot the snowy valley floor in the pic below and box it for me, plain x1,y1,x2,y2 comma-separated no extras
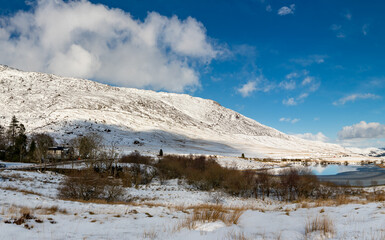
0,169,384,240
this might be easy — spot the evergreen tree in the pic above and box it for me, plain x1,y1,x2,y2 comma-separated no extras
7,115,19,146
5,116,28,162
0,124,5,150
29,140,36,158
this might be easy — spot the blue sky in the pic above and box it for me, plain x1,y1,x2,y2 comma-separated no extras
0,0,384,148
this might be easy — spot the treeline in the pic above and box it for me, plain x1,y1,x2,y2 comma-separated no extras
0,116,112,163
59,153,355,203
0,116,55,162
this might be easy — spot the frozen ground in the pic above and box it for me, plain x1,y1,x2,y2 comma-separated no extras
1,169,384,240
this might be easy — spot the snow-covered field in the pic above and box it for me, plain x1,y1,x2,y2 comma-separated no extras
1,168,384,240
1,66,384,239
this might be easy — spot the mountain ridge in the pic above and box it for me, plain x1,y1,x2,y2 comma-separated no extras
0,65,372,160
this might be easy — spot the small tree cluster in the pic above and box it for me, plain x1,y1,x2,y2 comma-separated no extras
0,116,55,163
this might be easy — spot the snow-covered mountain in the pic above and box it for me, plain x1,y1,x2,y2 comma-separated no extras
0,65,374,160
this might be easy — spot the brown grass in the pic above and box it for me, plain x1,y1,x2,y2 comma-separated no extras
305,215,335,237
175,204,245,231
0,186,42,196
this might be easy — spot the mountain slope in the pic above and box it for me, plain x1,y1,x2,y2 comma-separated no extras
0,65,363,159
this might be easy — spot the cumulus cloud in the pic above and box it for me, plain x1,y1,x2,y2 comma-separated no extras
333,93,381,105
0,0,221,92
338,121,385,139
277,4,295,16
295,132,329,142
237,81,257,97
280,117,300,124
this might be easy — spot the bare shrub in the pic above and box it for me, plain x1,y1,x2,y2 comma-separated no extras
58,169,124,202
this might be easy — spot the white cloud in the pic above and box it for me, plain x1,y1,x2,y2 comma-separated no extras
282,92,311,106
302,76,313,85
237,75,275,97
291,118,300,124
237,81,257,97
277,4,295,16
266,5,272,12
279,79,296,90
333,93,381,106
281,71,320,106
295,132,329,142
279,117,300,124
0,0,221,92
282,98,297,106
301,75,320,92
338,121,385,139
298,93,309,100
286,72,298,79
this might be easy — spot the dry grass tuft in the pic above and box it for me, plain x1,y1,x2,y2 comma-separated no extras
142,229,158,239
175,204,244,231
305,215,335,237
225,230,250,240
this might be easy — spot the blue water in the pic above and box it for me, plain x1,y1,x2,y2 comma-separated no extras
310,165,360,176
308,164,385,186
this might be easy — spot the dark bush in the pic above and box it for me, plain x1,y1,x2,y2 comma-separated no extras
156,155,256,196
120,151,153,165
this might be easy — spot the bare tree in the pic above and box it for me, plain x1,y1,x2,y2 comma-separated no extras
69,133,103,168
31,133,55,163
71,133,103,159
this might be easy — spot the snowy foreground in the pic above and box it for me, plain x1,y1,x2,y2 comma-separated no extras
1,169,384,240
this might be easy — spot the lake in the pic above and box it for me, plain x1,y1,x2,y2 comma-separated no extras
309,164,385,187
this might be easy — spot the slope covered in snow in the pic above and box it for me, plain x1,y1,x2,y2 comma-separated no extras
0,65,372,160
